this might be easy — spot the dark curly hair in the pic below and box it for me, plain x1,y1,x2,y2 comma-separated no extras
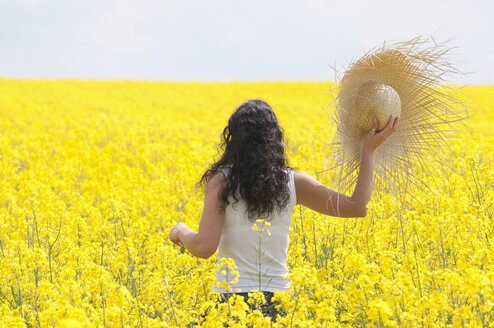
198,99,291,221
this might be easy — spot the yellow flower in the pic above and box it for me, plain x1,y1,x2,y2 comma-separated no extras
0,79,491,328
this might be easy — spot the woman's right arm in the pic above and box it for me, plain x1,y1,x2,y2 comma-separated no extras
294,115,399,218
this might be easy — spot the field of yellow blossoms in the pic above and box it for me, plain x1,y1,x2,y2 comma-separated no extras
0,79,492,327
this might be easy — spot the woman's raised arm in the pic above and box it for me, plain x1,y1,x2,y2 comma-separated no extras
294,115,399,218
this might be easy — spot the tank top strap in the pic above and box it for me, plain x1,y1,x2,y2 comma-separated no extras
286,168,296,206
221,167,230,177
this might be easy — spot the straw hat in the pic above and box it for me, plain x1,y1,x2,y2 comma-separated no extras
327,36,468,197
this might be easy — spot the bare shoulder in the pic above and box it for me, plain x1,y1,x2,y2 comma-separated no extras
292,170,310,180
292,170,322,205
205,170,227,191
204,171,228,208
293,170,319,188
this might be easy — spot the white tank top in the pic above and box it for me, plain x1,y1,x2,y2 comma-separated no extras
212,167,297,293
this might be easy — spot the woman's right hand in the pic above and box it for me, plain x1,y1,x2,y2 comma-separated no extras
169,222,186,246
364,115,399,151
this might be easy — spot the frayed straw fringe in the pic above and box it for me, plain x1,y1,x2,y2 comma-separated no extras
326,35,469,204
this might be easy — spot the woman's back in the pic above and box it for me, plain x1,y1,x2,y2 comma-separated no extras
168,98,398,321
212,167,297,293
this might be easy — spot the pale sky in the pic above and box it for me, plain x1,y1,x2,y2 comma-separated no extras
0,0,492,84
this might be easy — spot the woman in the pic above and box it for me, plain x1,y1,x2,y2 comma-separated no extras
169,99,398,319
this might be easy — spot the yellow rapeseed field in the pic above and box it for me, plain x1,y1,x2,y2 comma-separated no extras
0,79,492,327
